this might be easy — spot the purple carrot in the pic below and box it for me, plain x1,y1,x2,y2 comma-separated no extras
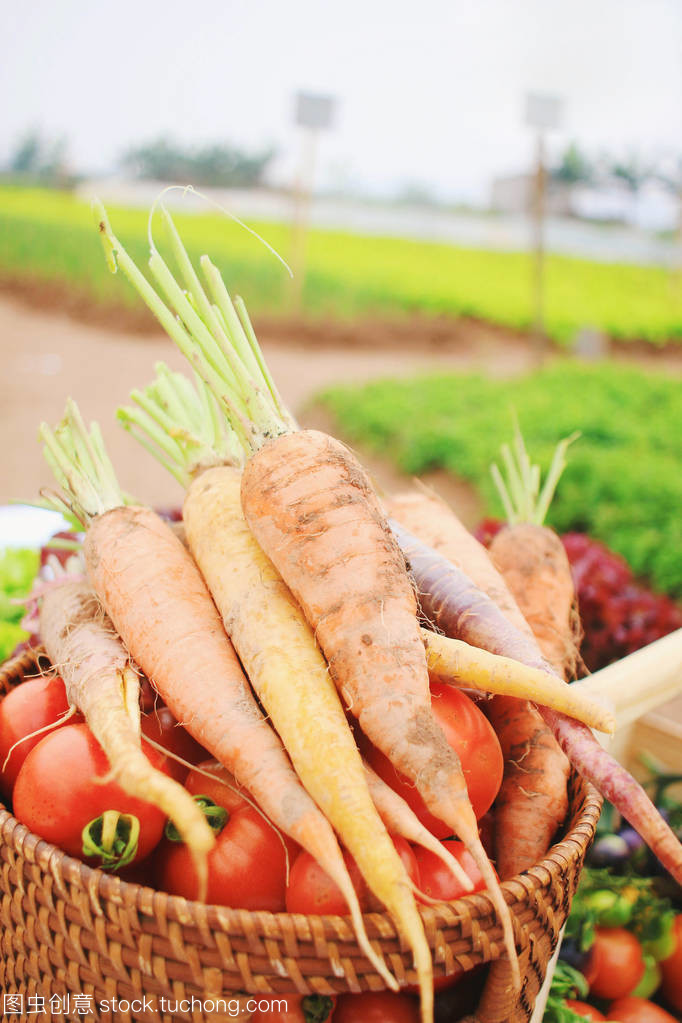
391,518,682,885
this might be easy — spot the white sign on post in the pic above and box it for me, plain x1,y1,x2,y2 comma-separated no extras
295,92,336,131
525,92,563,131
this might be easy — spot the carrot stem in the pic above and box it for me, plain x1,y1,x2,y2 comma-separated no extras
198,254,271,394
40,400,125,522
118,363,243,484
491,424,580,527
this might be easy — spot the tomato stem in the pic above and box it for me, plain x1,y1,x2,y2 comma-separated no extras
165,795,228,842
301,995,335,1023
81,810,140,869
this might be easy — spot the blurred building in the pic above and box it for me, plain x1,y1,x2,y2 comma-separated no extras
491,173,678,230
490,173,573,215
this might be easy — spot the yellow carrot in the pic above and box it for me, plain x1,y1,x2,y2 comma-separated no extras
119,367,435,1011
422,631,614,733
184,465,434,1014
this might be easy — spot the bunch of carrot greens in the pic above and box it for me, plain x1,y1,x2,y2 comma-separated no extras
17,199,682,1023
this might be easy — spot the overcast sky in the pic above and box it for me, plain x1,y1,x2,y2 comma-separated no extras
3,0,681,202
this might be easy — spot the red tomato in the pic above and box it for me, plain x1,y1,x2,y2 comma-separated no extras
431,965,487,1016
605,996,678,1022
0,675,76,801
333,991,419,1023
413,838,487,903
12,723,169,867
403,968,465,997
184,760,253,816
117,855,156,888
250,993,336,1021
39,531,80,568
362,684,503,837
286,848,364,915
141,706,209,782
565,1000,606,1021
660,914,682,1014
286,837,419,916
583,928,646,1001
155,804,289,910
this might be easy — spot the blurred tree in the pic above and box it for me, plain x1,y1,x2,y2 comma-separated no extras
121,137,275,187
654,154,682,195
9,131,42,175
5,131,72,186
39,138,69,181
394,181,440,206
610,153,653,193
552,142,594,184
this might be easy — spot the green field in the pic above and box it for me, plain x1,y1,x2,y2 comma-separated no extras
1,186,681,345
319,363,682,597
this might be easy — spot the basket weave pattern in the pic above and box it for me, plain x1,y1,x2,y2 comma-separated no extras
0,649,601,1022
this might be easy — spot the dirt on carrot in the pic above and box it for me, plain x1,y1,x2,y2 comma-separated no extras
490,523,583,681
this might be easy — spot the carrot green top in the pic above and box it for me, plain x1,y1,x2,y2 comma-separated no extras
94,200,296,454
491,422,579,527
39,400,126,525
117,362,243,488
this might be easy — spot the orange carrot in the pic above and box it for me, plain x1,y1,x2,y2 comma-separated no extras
487,522,584,876
38,567,214,868
240,432,519,989
487,427,583,680
386,491,570,878
40,402,387,933
489,523,582,679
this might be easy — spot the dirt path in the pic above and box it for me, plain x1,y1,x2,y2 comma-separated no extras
2,292,679,536
2,295,539,526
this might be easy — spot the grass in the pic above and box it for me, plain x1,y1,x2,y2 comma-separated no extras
318,363,682,598
1,186,682,345
0,549,39,662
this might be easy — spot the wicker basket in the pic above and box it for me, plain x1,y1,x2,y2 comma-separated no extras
0,648,601,1023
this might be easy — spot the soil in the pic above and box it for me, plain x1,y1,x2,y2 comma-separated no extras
1,282,680,535
4,272,682,368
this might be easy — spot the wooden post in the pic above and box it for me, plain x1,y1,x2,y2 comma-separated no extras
524,92,563,365
289,128,318,312
531,131,547,363
289,91,336,313
675,185,682,297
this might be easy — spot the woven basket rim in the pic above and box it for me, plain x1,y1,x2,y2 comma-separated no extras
0,645,603,939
